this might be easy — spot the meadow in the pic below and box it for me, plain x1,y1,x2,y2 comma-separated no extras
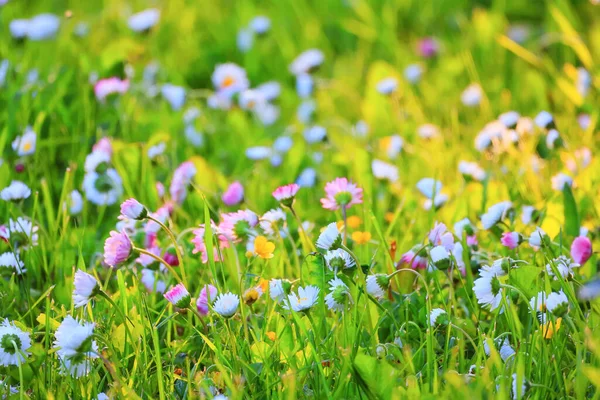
1,0,600,398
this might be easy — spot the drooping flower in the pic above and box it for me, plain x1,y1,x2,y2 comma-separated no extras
481,201,513,230
325,278,352,312
269,279,291,302
285,285,320,312
528,227,548,248
320,178,363,211
128,8,160,32
366,274,389,299
213,292,240,317
12,127,37,156
103,230,132,268
72,270,99,308
1,181,31,202
399,249,428,270
0,320,31,366
316,222,343,251
429,308,448,327
94,77,129,103
6,217,38,250
254,236,275,259
120,198,147,220
222,181,244,206
545,255,579,280
164,283,191,308
430,246,450,270
272,183,300,207
196,284,218,315
501,232,522,250
546,290,569,317
324,249,355,271
571,236,592,265
0,252,25,275
289,49,324,75
53,316,98,377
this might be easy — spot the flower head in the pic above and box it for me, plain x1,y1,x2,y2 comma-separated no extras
546,255,579,280
366,274,389,299
429,308,448,327
103,230,132,267
316,222,343,251
320,177,363,211
164,284,191,308
325,278,352,312
128,8,160,32
53,316,98,377
0,252,26,275
196,284,218,315
1,181,31,202
285,285,320,312
481,201,513,229
272,183,300,207
212,63,249,97
269,279,291,302
120,198,147,220
254,236,275,259
546,290,569,317
213,292,240,317
94,77,129,102
222,181,244,206
289,49,324,75
571,236,592,265
501,232,522,250
72,270,99,308
324,249,355,271
0,320,31,366
12,127,36,156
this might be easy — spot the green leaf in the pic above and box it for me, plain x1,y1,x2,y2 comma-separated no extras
563,185,580,237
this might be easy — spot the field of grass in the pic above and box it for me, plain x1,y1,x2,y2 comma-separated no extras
1,0,600,398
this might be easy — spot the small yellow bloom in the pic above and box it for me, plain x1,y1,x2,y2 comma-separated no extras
347,215,362,229
336,220,345,231
543,318,562,339
385,212,395,223
352,231,372,245
258,278,269,294
254,236,275,259
266,331,276,341
244,288,260,305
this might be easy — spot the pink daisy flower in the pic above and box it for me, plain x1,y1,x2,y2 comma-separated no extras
272,183,300,207
94,77,129,103
164,283,191,308
222,181,244,206
120,198,147,220
92,138,113,156
571,236,592,265
196,284,218,315
501,232,522,250
169,161,197,204
218,210,258,242
103,230,132,267
417,37,439,58
399,249,427,270
320,178,363,211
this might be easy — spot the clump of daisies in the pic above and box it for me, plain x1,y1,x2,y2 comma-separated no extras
83,138,123,206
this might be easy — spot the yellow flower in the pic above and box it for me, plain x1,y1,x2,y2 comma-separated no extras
244,288,260,305
266,331,276,341
543,318,562,339
352,231,372,245
254,236,275,259
336,220,345,231
385,212,395,223
347,215,362,229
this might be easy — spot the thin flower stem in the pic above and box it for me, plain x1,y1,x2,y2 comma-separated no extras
341,206,347,245
289,205,316,252
98,290,134,327
134,246,183,284
340,243,361,272
147,215,187,284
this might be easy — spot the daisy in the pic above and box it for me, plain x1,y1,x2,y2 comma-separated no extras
0,320,31,366
212,63,249,97
94,77,129,103
9,19,29,39
511,373,528,400
256,103,280,126
324,249,355,271
169,161,197,204
551,173,573,191
579,279,600,301
546,255,579,280
473,274,504,311
7,217,38,249
430,245,450,270
404,64,423,84
296,73,314,98
320,177,363,211
0,252,25,275
255,81,281,101
164,283,191,308
528,227,547,248
546,290,569,317
571,236,592,265
316,222,343,251
399,249,428,270
72,270,99,308
303,125,327,144
481,201,513,230
84,150,111,173
372,160,399,182
83,169,123,206
259,208,286,236
534,110,554,129
12,127,36,156
22,14,60,41
366,274,389,299
269,279,290,302
222,181,244,206
213,292,240,317
67,190,83,215
285,285,320,312
376,77,398,94
418,124,440,139
219,210,258,242
207,92,233,110
245,146,272,160
297,100,316,123
120,198,147,220
239,89,266,111
103,230,132,267
128,8,160,32
429,308,447,327
196,285,218,315
454,218,475,238
501,232,522,249
1,180,31,201
461,83,483,107
289,49,324,75
237,28,253,53
296,167,317,188
161,84,186,111
521,206,537,225
140,269,167,294
546,129,561,149
147,142,166,160
54,316,98,378
272,183,300,207
250,15,270,34
458,161,486,181
498,111,520,128
416,178,442,199
325,278,352,312
423,193,448,210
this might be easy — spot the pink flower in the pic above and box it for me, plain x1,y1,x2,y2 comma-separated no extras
163,249,179,267
571,236,592,265
222,181,244,206
120,198,147,220
191,223,228,264
196,284,218,315
466,235,478,247
164,283,191,308
169,161,197,204
94,77,129,102
272,183,300,207
218,210,258,242
92,138,113,156
0,225,8,242
103,230,132,267
320,178,363,211
417,37,439,58
399,250,427,270
136,246,161,267
501,232,522,249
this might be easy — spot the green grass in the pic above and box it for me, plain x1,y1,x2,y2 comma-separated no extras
1,0,600,398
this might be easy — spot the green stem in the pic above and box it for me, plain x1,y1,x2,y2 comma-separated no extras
148,215,187,285
134,246,183,284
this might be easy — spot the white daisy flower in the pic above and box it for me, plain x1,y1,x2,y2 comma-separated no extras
404,64,423,84
213,293,240,317
546,129,561,149
237,28,253,53
83,169,123,206
269,279,290,302
454,218,475,238
418,124,440,139
546,290,569,317
161,84,186,111
353,120,369,137
67,190,84,215
416,178,442,199
255,81,281,101
185,125,204,147
12,126,36,156
528,227,547,247
461,83,483,107
54,316,98,377
255,103,280,126
534,110,554,129
250,15,270,34
520,206,536,225
316,223,342,251
72,270,99,308
296,168,317,188
0,319,31,366
481,201,513,230
376,77,398,94
423,193,448,211
285,285,320,312
7,217,39,249
324,249,355,271
473,275,503,311
212,63,249,97
458,161,486,181
366,274,389,299
498,111,520,128
259,208,286,236
245,146,272,161
289,49,324,75
429,308,447,327
140,269,167,293
371,159,399,182
1,180,31,202
325,278,352,312
24,14,60,41
239,89,266,111
0,252,25,275
273,136,293,154
128,9,160,32
147,142,166,160
303,125,327,144
545,255,579,280
9,19,29,39
296,73,314,98
84,150,111,173
551,173,573,191
297,100,316,123
430,245,450,270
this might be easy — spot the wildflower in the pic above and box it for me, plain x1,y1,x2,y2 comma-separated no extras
324,249,355,271
83,169,123,206
473,274,504,311
120,198,147,220
219,210,258,242
1,180,31,202
0,252,25,275
54,316,98,377
0,320,31,366
521,206,537,225
546,290,569,317
237,28,253,52
376,77,398,94
245,146,272,160
551,173,573,191
196,285,218,315
366,274,389,299
571,236,592,265
372,160,399,182
351,231,371,245
128,8,160,32
546,129,562,149
346,215,362,229
528,227,548,248
461,83,483,107
161,84,186,111
481,201,513,229
430,246,450,270
289,49,324,75
529,292,548,323
296,73,314,98
458,161,486,181
272,183,300,207
416,178,442,199
454,218,475,238
501,232,522,249
222,181,244,207
12,127,36,156
321,177,363,211
546,255,579,280
72,270,99,308
325,278,352,312
68,190,83,215
254,236,275,259
250,15,270,34
417,37,439,58
212,63,249,97
534,110,554,129
429,308,448,327
424,194,448,210
303,125,327,144
316,222,343,251
11,14,60,41
399,249,428,270
140,269,166,293
418,124,440,139
164,283,191,308
213,292,240,317
269,279,291,302
542,318,562,340
169,161,197,204
285,285,320,312
511,373,528,399
7,217,38,249
297,168,317,187
259,208,286,236
103,230,132,267
94,77,129,102
498,111,520,128
428,223,453,249
404,64,423,84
